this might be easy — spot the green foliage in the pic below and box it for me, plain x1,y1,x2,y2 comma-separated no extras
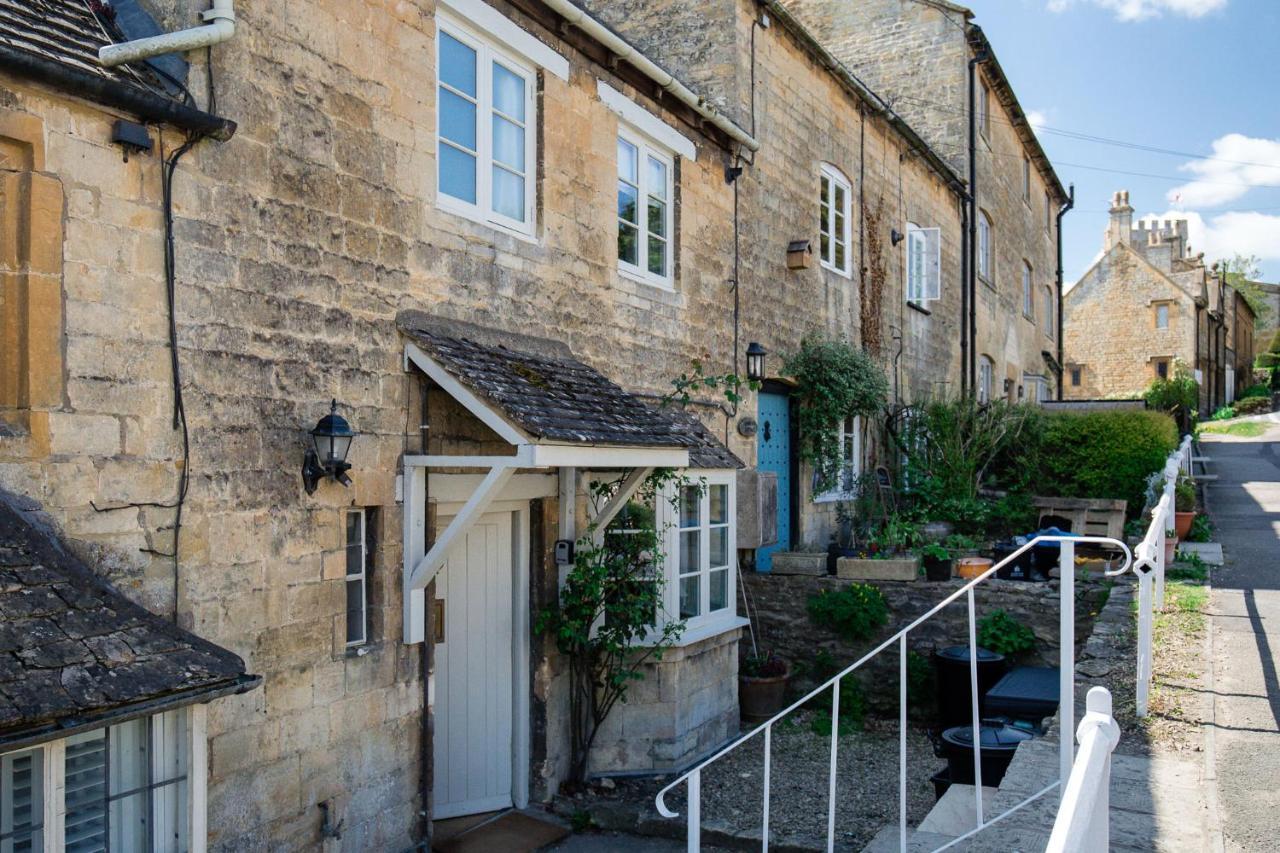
1143,360,1199,426
907,650,933,708
805,678,866,734
664,357,759,407
1211,405,1236,421
535,470,686,781
1231,396,1271,416
1240,384,1270,400
783,337,889,492
918,542,950,562
1174,476,1196,512
1035,410,1178,515
1169,552,1209,581
570,811,594,832
741,651,788,678
976,609,1037,656
1200,419,1267,436
1218,253,1272,326
1185,514,1214,543
807,583,889,643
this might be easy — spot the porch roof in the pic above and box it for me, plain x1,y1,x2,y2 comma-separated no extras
0,496,259,749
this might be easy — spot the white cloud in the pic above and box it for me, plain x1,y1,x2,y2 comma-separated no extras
1047,0,1227,21
1140,209,1280,263
1025,110,1049,129
1167,134,1280,207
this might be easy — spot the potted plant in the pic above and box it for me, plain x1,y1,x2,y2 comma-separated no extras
1164,528,1178,564
919,541,952,581
1173,476,1197,539
837,516,921,581
740,651,790,724
826,501,860,573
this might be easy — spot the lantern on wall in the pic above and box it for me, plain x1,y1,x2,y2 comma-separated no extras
746,342,768,384
302,400,356,495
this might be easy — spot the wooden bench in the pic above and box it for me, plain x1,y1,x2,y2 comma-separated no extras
1032,496,1127,540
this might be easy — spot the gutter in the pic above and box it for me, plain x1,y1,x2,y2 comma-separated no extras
538,0,759,152
99,0,236,68
0,44,235,140
1056,184,1075,399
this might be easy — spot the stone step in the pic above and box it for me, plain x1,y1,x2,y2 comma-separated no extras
916,784,999,837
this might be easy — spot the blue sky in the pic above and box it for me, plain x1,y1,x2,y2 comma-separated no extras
961,0,1280,283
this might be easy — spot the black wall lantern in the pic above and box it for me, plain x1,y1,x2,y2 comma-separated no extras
303,400,356,495
746,342,767,383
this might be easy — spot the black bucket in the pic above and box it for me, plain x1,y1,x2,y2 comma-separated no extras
932,645,1006,729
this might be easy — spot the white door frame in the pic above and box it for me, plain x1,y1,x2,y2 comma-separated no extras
432,504,531,817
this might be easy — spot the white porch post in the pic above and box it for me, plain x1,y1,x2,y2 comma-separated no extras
403,465,427,645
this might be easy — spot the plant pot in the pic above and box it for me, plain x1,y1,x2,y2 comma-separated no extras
836,556,919,581
955,556,994,580
739,666,790,724
1174,511,1196,539
923,555,953,581
1165,536,1178,564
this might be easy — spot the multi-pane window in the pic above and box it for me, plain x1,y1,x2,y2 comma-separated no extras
906,223,941,304
2,710,194,853
817,415,862,501
978,83,990,140
977,211,993,282
1022,157,1031,202
1044,287,1055,337
436,18,535,234
1155,359,1170,380
346,509,368,648
1155,303,1170,329
1070,366,1082,387
1022,261,1034,318
819,164,852,276
676,480,733,625
978,356,995,404
617,131,674,287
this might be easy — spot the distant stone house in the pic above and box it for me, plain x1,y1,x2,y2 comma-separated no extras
0,0,1059,850
1063,190,1250,412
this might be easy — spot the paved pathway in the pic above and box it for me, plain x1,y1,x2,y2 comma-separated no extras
1201,422,1280,853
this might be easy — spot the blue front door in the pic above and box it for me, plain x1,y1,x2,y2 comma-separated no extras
756,392,792,571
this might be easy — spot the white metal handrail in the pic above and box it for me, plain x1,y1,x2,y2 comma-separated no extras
1046,687,1122,852
655,534,1133,853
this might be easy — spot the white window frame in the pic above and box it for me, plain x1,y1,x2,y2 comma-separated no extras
0,707,206,853
978,356,995,404
906,223,941,305
819,163,853,278
345,508,368,648
435,13,538,237
977,210,993,282
1022,261,1034,319
1155,303,1170,330
616,126,676,289
815,415,863,503
666,473,737,638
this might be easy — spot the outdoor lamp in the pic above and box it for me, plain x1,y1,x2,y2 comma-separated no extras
302,399,356,495
746,342,767,383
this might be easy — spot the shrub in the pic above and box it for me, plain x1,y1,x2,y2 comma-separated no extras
1036,410,1179,515
1211,405,1236,421
807,583,889,642
1144,361,1199,429
1240,384,1270,399
977,609,1037,656
1175,477,1196,512
1233,396,1271,416
1186,513,1214,543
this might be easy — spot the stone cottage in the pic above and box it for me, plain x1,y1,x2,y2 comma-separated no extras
1063,190,1251,412
0,0,1060,850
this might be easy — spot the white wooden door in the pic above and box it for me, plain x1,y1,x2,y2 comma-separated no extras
432,512,515,819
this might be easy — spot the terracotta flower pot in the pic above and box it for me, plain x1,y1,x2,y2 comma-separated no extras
955,556,993,580
1165,536,1178,564
1174,511,1196,540
739,665,790,724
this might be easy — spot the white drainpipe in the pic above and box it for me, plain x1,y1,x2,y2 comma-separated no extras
98,0,236,68
537,0,759,153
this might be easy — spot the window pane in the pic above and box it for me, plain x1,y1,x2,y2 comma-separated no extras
439,32,477,96
491,62,525,121
617,181,638,224
64,730,107,853
492,115,524,171
346,513,363,578
680,486,701,527
618,222,639,265
152,780,189,853
709,527,728,568
110,718,149,794
680,530,700,573
647,236,666,277
0,748,43,852
492,165,525,221
679,574,699,619
346,578,366,644
618,138,638,182
439,144,477,204
152,709,189,786
647,197,666,239
709,568,728,612
109,792,148,853
709,485,727,525
819,231,830,262
647,156,667,200
438,88,477,150
833,183,846,214
820,174,830,205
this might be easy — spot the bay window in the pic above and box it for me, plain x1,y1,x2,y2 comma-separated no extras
819,164,852,277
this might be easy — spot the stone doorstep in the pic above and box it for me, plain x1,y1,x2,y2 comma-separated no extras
915,783,999,836
769,552,829,576
1175,542,1224,565
836,557,920,582
576,796,818,853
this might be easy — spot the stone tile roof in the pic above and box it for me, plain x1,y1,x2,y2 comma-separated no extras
399,315,739,467
0,495,257,746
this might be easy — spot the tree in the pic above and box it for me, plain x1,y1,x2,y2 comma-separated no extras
1216,253,1273,327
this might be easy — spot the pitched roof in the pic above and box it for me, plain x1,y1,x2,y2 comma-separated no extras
0,495,258,748
398,314,740,467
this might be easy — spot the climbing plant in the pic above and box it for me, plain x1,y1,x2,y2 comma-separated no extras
860,195,887,357
663,355,759,409
783,336,890,493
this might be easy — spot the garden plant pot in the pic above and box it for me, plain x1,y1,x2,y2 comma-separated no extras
739,667,790,724
1165,536,1178,564
1174,511,1196,540
837,556,919,581
955,556,993,580
923,555,953,582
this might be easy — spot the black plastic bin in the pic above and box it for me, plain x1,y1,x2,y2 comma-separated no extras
933,645,1006,729
992,542,1036,581
933,723,1035,788
986,666,1060,728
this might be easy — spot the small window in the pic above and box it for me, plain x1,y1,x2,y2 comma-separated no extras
436,17,536,234
1155,304,1169,329
1022,261,1034,318
817,415,863,501
819,164,852,277
1155,359,1170,380
617,131,674,287
345,509,368,647
1044,287,1055,337
978,83,991,140
978,211,993,282
978,356,995,404
1070,366,1082,387
906,223,941,304
1022,157,1031,202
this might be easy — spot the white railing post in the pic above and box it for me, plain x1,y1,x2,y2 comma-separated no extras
1047,686,1121,853
827,679,840,853
899,634,908,853
687,768,701,853
762,724,771,852
1059,539,1076,790
966,588,984,828
1136,565,1153,718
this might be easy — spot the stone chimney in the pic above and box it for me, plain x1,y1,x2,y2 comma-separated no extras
1106,190,1134,249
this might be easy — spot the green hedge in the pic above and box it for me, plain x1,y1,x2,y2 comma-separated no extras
1035,410,1179,514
